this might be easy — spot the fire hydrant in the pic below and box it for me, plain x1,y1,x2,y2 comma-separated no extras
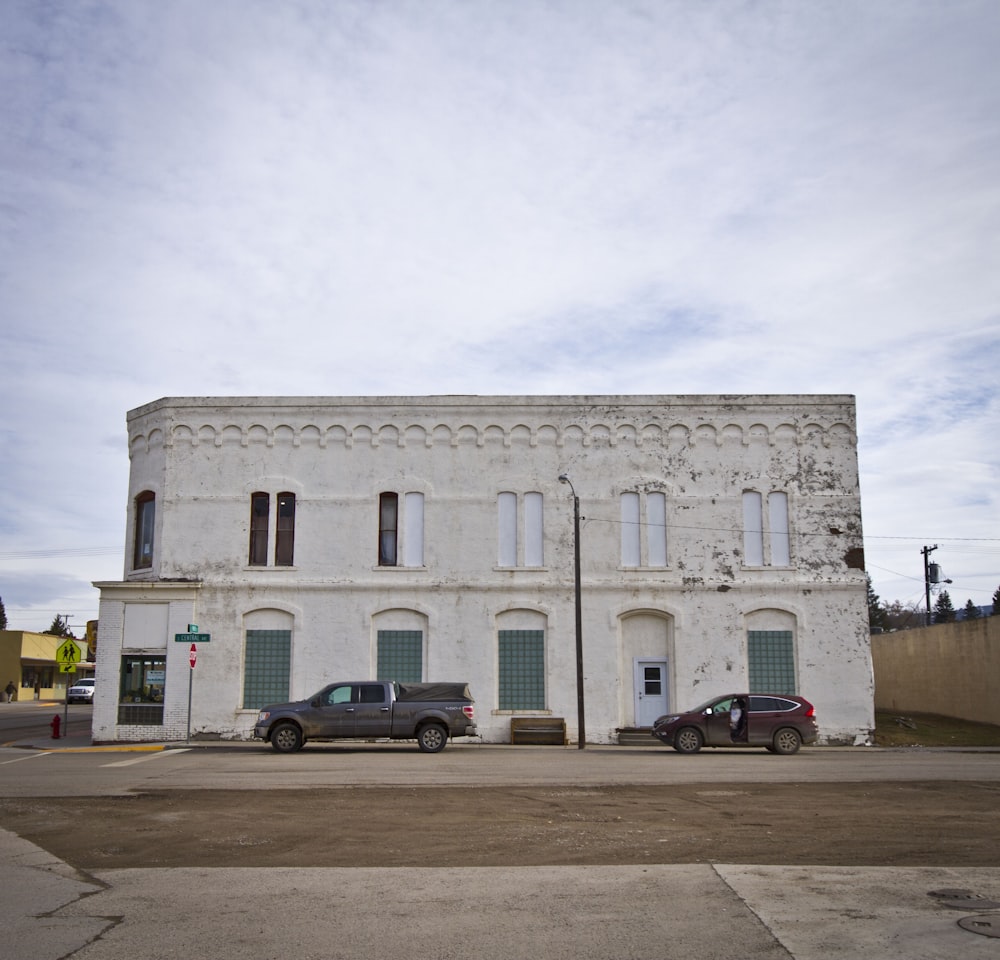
50,714,61,739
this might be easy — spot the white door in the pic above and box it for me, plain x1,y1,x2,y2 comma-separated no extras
634,659,668,728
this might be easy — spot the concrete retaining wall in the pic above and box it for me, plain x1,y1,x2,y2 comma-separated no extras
872,617,1000,725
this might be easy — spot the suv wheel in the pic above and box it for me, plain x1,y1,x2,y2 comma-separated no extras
772,727,802,755
673,726,703,754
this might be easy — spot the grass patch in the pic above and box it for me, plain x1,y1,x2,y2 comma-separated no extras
875,710,1000,747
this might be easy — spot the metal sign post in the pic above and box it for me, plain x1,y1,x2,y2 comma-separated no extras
57,640,81,733
186,643,197,743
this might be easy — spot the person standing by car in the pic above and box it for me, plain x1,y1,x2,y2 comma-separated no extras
730,696,748,743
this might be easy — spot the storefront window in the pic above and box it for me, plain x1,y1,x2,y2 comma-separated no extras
118,655,166,725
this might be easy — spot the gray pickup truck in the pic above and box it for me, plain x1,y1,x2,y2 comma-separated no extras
253,680,477,753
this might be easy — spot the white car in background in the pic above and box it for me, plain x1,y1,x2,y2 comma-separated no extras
67,678,96,703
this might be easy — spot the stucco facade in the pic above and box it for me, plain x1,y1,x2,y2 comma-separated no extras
93,395,873,745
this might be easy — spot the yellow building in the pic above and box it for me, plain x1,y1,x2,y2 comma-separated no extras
0,631,93,701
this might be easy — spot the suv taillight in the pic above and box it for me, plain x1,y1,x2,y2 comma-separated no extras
463,705,474,719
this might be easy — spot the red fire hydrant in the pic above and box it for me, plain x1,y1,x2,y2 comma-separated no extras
50,714,61,739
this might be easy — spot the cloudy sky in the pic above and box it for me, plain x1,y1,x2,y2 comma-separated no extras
2,0,998,632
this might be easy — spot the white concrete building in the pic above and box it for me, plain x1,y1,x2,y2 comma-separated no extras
93,395,873,745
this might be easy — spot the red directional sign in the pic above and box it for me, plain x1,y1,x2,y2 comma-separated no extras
189,643,197,669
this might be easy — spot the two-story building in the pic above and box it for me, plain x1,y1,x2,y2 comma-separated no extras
93,394,874,745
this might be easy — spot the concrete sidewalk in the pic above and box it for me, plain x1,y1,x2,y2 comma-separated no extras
3,826,999,960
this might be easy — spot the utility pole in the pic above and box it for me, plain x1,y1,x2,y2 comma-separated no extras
558,474,586,749
922,545,937,626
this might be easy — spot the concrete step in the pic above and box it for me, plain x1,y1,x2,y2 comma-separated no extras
616,729,660,746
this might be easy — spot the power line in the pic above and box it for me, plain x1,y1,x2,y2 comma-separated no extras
0,547,121,560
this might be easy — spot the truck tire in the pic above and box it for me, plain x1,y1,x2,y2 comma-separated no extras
417,723,447,753
270,721,304,753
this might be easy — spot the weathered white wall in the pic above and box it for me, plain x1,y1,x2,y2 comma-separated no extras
94,395,873,745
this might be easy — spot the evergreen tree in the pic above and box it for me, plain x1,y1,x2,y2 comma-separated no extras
963,598,982,620
0,596,7,630
933,590,956,624
866,575,888,632
993,585,1000,616
43,614,74,638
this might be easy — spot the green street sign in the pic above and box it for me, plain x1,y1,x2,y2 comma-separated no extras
174,633,211,643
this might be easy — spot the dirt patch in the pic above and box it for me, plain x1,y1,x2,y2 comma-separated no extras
2,781,998,869
875,711,1000,748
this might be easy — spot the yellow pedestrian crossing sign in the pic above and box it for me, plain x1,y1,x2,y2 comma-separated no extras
57,640,81,664
60,663,77,674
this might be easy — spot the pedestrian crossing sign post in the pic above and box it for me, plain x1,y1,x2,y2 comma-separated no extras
56,639,82,724
57,640,81,664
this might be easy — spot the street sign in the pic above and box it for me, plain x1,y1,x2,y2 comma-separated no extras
189,643,197,669
60,663,77,674
188,623,199,633
174,633,211,643
57,640,81,664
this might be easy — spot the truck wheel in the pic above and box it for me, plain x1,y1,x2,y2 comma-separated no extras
417,723,447,753
270,722,303,753
672,726,703,754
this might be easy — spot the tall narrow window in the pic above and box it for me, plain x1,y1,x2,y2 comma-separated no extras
249,493,269,566
524,492,543,567
379,493,398,566
742,491,764,566
621,493,640,566
403,492,424,567
133,491,155,570
647,492,667,566
275,493,296,566
768,492,790,566
498,492,517,566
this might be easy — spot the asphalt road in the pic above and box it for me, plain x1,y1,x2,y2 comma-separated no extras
2,705,1000,959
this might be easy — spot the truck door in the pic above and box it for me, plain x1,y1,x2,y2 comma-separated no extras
314,683,357,737
354,683,393,738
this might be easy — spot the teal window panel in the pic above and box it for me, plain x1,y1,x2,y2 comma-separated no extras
243,629,291,709
748,630,796,694
498,629,545,710
377,630,424,682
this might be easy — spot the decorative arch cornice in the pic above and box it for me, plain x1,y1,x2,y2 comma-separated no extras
130,405,858,454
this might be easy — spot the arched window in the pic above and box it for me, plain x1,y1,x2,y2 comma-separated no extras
379,492,398,566
275,493,296,566
378,492,424,567
133,491,155,570
497,491,544,567
249,493,269,566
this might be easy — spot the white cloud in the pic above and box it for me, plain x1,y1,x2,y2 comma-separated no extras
1,0,998,628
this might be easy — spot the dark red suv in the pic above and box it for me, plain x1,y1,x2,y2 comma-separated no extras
651,694,818,755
